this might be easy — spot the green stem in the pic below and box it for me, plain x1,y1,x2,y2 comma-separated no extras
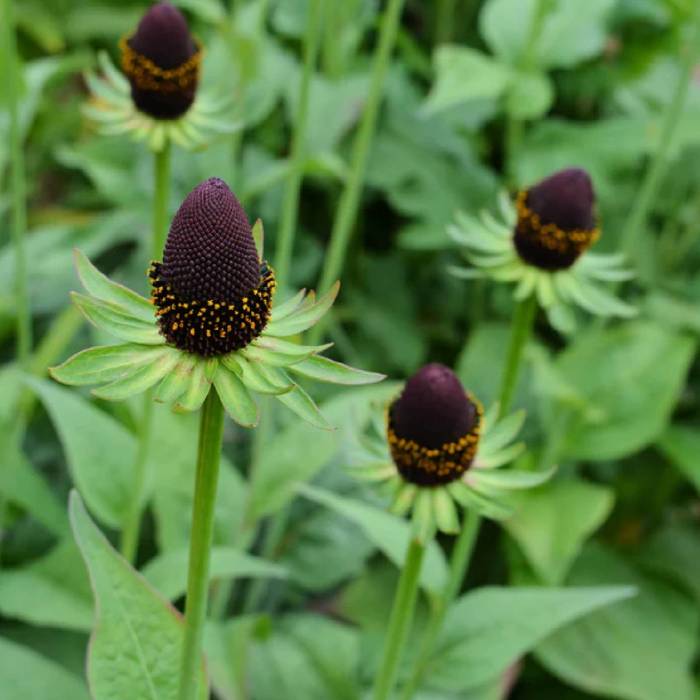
399,510,479,700
311,0,405,341
177,391,225,700
5,0,31,366
152,142,171,259
435,0,457,44
274,0,324,289
498,294,537,419
620,7,700,256
372,538,425,700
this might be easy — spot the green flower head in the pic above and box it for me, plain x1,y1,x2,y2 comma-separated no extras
51,178,384,429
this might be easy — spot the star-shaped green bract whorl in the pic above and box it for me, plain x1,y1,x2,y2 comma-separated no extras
121,1,201,119
150,178,276,357
388,363,482,486
514,167,599,271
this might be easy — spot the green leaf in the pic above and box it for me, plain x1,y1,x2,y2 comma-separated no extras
264,282,340,336
69,491,208,700
73,249,155,323
246,337,333,366
657,424,700,492
174,360,211,412
536,544,698,700
252,218,264,258
213,364,259,427
426,584,634,691
28,378,134,528
71,292,163,345
225,353,294,395
0,637,89,700
503,478,614,585
155,353,199,404
141,547,287,600
0,541,93,632
423,46,512,115
50,344,166,387
555,321,695,461
275,383,333,430
288,354,385,385
299,484,448,596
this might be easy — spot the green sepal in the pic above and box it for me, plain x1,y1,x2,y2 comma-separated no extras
71,292,163,345
390,482,417,516
351,462,396,482
174,360,211,412
475,441,526,469
412,490,436,543
49,344,163,386
213,364,259,428
288,354,385,386
244,338,333,367
252,219,264,260
74,249,155,323
432,487,460,534
471,466,556,491
481,410,526,455
155,353,198,404
448,481,513,520
91,347,180,401
275,383,333,431
270,289,306,323
264,281,340,337
223,354,294,395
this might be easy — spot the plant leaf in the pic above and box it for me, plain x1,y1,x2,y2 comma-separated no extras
288,354,385,385
264,282,340,336
213,364,259,427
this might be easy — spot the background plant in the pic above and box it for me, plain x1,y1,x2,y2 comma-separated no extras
1,1,699,699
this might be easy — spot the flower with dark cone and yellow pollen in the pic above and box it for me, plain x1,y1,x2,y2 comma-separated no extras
149,178,276,356
449,167,636,334
120,2,201,120
50,178,384,428
83,3,236,151
351,364,552,543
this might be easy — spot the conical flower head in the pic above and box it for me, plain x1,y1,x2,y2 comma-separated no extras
388,363,482,486
121,2,201,119
514,168,599,270
149,178,276,357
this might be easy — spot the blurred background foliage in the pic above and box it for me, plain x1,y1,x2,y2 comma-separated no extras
1,0,699,698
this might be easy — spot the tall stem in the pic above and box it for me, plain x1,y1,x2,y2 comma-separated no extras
5,0,31,366
498,294,536,419
372,538,425,700
620,7,700,256
274,0,324,288
177,391,225,700
435,0,457,45
119,144,172,561
310,0,405,341
400,509,479,700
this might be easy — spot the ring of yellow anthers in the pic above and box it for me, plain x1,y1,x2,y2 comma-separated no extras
515,190,600,256
387,396,483,487
119,35,202,94
148,261,276,357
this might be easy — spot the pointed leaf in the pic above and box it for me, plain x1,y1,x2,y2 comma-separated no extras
213,364,259,428
270,288,307,322
248,336,333,365
223,353,294,395
156,353,199,404
472,466,556,491
174,360,211,412
252,218,264,259
288,354,385,385
433,487,460,533
275,384,333,430
264,282,340,336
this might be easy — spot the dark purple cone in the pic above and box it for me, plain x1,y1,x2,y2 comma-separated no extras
391,364,477,448
514,167,598,270
149,178,276,356
122,2,200,119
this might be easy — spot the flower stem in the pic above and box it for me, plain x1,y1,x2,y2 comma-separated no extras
177,390,225,700
310,0,405,341
498,294,537,419
399,509,479,700
434,0,457,44
274,0,324,289
5,0,31,367
620,6,700,256
152,142,172,259
372,538,425,700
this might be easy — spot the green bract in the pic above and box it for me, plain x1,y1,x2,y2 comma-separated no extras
83,52,238,152
448,193,637,333
351,402,553,543
51,249,384,429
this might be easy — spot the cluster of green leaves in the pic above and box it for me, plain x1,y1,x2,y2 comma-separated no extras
1,1,700,699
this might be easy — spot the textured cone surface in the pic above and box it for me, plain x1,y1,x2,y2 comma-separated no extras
514,167,599,270
388,363,481,486
121,2,201,119
150,178,275,357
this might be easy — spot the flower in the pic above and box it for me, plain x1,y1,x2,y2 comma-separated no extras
351,364,553,542
449,168,636,333
83,4,237,151
121,2,201,120
51,178,384,428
